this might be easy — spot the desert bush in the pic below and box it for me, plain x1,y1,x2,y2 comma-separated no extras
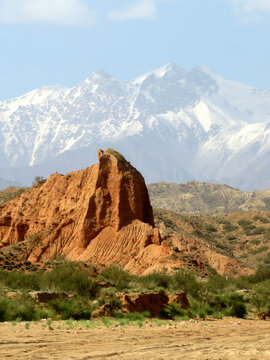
141,272,170,290
205,224,218,233
253,215,269,224
250,281,270,312
101,265,135,290
251,239,261,245
0,295,44,321
32,176,45,185
253,265,270,283
238,219,254,229
263,252,270,265
170,271,201,298
205,275,231,293
193,229,203,237
252,227,265,235
263,229,270,241
161,303,187,319
219,293,247,318
250,246,268,255
0,270,41,291
223,222,238,232
44,262,100,297
47,297,92,320
228,301,246,318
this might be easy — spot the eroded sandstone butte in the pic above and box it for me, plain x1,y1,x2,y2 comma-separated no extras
0,149,250,275
0,149,184,274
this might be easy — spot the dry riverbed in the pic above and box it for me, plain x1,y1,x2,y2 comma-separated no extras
0,318,269,359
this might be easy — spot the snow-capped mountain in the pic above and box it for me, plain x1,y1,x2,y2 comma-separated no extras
1,63,270,190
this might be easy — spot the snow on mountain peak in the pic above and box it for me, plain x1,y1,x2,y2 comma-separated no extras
0,63,270,190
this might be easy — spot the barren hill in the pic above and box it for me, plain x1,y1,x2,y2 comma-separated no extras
148,181,270,214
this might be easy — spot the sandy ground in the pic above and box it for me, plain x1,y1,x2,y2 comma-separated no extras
0,318,270,360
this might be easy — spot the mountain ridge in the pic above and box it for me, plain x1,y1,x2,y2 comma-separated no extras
148,181,270,214
1,63,270,190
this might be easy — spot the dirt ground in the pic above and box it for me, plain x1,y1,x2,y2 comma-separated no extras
0,318,270,360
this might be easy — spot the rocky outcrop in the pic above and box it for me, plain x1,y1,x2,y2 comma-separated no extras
92,292,171,318
168,292,190,309
0,149,183,274
0,149,252,276
119,293,169,317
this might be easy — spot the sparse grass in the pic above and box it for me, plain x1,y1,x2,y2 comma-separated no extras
105,149,126,163
0,187,27,206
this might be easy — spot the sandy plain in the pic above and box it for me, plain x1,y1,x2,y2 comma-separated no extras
0,318,269,360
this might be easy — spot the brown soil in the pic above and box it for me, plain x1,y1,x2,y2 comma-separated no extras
0,318,269,359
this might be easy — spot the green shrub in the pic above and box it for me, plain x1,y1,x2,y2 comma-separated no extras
250,282,270,312
170,271,201,298
225,294,247,318
0,296,42,322
0,270,41,291
205,224,217,233
238,219,254,229
253,215,269,224
44,262,100,297
252,227,265,235
193,229,203,237
101,266,134,290
263,229,270,240
205,275,230,293
223,222,238,232
228,302,246,318
227,235,237,241
161,303,187,319
142,272,170,290
47,297,92,320
251,239,261,245
250,246,268,255
253,265,270,282
263,252,270,265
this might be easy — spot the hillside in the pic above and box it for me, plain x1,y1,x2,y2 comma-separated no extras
0,187,26,206
154,208,270,271
148,181,270,214
0,150,250,277
1,63,270,190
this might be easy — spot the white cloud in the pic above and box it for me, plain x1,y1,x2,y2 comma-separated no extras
229,0,270,22
107,0,157,22
0,0,96,26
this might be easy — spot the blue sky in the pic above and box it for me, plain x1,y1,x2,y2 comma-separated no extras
0,0,270,100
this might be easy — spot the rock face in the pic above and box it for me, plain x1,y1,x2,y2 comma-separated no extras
92,292,171,318
119,293,169,317
0,149,181,274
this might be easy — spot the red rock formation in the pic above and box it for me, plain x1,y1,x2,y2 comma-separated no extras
0,149,183,274
0,149,251,276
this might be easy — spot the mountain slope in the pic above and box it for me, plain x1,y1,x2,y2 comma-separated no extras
148,181,270,214
1,63,270,190
154,208,270,271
